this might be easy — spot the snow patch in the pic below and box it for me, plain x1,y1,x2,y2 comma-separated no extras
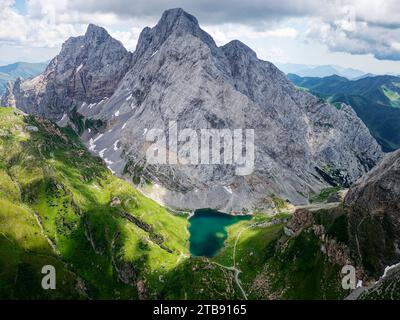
76,64,83,73
223,186,233,194
59,113,67,122
104,158,114,165
107,166,115,174
151,50,158,58
89,138,96,151
114,110,120,117
99,148,107,158
126,94,132,101
122,122,127,130
143,128,148,136
113,140,120,151
93,134,103,143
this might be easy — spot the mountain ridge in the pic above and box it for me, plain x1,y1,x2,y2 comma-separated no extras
277,63,367,79
2,24,132,121
288,73,400,151
0,61,47,95
1,8,383,213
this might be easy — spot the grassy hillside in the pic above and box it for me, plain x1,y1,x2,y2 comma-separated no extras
0,197,84,299
211,211,347,300
0,107,190,299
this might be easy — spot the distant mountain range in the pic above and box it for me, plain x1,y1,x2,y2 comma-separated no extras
288,73,400,152
0,61,47,95
276,63,368,79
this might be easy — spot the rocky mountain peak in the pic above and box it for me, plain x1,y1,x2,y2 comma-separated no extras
1,23,131,121
221,40,258,60
2,9,384,213
135,8,217,59
74,10,382,213
159,8,199,30
84,23,110,41
59,23,126,60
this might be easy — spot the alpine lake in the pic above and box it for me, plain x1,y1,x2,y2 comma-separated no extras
188,208,251,257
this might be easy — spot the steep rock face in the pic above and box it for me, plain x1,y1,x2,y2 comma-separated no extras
345,150,400,277
2,8,383,212
1,24,131,121
1,80,16,107
77,9,382,211
360,263,400,299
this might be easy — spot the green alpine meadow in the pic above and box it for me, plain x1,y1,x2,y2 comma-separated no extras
0,107,189,299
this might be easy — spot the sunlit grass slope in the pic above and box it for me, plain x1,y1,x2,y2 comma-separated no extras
0,107,189,299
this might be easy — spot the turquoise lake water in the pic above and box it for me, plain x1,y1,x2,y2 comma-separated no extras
188,208,251,257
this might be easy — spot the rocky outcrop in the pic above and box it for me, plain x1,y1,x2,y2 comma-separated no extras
111,232,137,286
1,24,131,121
1,81,16,107
345,150,400,277
2,8,383,212
327,189,347,203
118,211,173,253
285,209,315,235
360,262,400,299
285,209,353,268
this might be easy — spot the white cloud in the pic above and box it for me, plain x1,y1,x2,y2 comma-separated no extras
0,2,28,44
203,24,298,46
0,0,83,48
110,27,143,51
264,27,298,38
256,47,288,62
306,15,400,61
1,0,400,63
301,0,400,60
0,0,136,48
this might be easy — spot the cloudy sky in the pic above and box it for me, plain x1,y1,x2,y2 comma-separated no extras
1,0,400,74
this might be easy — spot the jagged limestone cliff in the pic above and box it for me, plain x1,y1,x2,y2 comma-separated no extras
2,9,383,213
